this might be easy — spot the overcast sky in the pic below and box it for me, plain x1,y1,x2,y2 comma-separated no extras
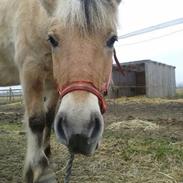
116,0,183,84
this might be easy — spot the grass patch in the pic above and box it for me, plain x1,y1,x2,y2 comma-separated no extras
135,138,183,161
0,122,23,131
105,129,183,162
176,88,183,98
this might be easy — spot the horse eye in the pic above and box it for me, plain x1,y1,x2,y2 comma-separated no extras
47,35,59,47
106,35,118,48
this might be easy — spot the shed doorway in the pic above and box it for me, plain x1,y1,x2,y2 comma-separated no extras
135,71,146,95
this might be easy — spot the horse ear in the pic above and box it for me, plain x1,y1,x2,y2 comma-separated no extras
39,0,57,16
116,0,121,4
110,0,121,6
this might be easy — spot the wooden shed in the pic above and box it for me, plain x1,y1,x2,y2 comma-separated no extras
110,60,176,98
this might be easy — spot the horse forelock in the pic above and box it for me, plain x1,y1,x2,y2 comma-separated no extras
55,0,119,34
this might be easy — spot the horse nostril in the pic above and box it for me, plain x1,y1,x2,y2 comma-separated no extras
90,114,101,140
55,113,68,145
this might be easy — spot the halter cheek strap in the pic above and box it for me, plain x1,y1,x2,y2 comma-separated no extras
58,81,107,114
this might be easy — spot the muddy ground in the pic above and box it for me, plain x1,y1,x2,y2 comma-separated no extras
0,97,183,183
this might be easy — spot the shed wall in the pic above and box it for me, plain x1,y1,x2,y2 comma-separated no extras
112,70,136,96
145,62,176,97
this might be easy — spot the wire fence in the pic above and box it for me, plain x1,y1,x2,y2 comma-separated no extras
109,85,146,98
0,88,23,103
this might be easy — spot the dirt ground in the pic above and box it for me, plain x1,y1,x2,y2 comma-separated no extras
0,97,183,183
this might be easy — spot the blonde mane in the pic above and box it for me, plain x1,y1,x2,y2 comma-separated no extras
55,0,119,33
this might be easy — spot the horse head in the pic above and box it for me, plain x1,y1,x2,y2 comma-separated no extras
40,0,121,155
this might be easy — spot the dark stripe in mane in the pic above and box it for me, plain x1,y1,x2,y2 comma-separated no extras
82,0,97,30
57,0,118,34
83,0,91,28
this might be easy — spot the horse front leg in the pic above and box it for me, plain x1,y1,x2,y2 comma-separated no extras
43,79,59,159
20,64,52,183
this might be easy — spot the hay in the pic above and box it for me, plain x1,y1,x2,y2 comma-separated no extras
107,119,159,131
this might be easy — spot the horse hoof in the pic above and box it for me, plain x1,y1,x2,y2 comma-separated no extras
37,168,58,183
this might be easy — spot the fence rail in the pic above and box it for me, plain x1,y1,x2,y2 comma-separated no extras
0,88,22,103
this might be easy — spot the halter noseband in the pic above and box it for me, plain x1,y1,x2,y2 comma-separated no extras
57,49,123,114
58,80,107,114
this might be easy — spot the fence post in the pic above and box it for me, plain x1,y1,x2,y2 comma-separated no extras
9,88,12,102
0,88,22,103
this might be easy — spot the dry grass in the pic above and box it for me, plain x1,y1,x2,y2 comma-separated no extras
107,119,159,131
107,96,183,105
0,96,22,105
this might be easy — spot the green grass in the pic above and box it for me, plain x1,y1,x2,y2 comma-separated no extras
104,129,183,161
176,88,183,98
0,122,23,131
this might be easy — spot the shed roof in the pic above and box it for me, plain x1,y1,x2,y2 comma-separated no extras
113,60,176,69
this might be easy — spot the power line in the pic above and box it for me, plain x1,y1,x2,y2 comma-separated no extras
119,17,183,39
118,28,183,47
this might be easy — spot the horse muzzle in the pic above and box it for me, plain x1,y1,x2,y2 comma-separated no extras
54,87,104,155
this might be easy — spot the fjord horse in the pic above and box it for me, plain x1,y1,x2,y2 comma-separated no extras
0,0,121,182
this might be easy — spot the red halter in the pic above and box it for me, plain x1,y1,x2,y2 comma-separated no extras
58,80,108,114
57,49,123,114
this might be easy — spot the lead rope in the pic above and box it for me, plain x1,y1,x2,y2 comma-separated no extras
64,152,75,183
113,48,125,76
